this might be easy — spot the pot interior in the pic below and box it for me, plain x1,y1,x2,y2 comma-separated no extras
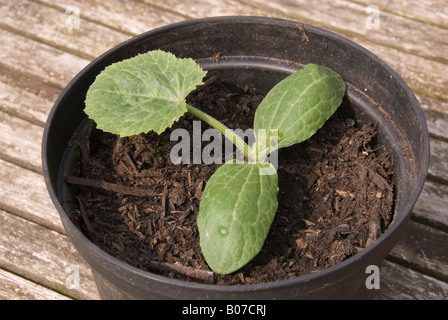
58,56,414,229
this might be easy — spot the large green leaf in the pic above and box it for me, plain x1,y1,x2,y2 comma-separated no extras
254,63,346,150
197,161,278,274
84,50,207,136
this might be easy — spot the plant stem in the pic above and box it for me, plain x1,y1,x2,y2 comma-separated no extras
186,104,253,161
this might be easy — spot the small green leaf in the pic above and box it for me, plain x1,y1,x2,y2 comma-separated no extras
85,50,207,136
249,129,284,163
254,63,346,149
197,161,278,274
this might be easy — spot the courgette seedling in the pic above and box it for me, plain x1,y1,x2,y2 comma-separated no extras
84,50,346,275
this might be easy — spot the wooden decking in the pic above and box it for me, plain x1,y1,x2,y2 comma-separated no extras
0,0,447,300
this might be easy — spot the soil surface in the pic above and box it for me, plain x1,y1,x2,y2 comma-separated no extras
66,77,395,285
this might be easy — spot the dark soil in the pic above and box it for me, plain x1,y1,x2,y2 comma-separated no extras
66,77,395,285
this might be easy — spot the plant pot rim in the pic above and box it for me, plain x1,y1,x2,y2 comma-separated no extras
42,16,430,295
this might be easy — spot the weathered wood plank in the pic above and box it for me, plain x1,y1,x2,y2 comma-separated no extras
428,138,448,183
36,0,186,35
413,180,448,231
374,260,448,300
417,94,448,140
418,93,448,116
0,110,43,173
0,67,59,126
0,209,100,300
349,0,448,29
367,45,448,103
389,220,448,281
0,268,70,300
141,0,271,19
0,28,90,89
0,159,63,233
0,0,131,60
424,110,448,141
242,0,448,63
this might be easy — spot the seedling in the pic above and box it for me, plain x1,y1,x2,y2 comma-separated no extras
84,50,346,274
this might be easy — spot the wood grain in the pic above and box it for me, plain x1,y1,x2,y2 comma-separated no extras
0,67,59,126
36,0,186,35
244,0,448,62
0,159,62,232
428,138,448,183
374,260,448,300
0,28,90,89
413,180,448,231
0,268,70,300
348,0,448,29
0,0,130,60
0,110,43,173
0,210,100,300
389,220,448,281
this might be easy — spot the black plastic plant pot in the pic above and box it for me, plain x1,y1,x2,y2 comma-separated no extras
42,16,429,299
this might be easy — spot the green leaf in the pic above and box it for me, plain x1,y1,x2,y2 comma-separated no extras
197,161,278,274
84,50,207,136
254,63,346,149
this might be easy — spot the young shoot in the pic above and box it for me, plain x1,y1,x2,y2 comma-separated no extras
84,50,346,275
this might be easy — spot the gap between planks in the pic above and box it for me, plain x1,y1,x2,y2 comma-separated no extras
0,267,70,300
346,0,448,30
238,0,448,63
0,209,100,300
373,260,448,300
